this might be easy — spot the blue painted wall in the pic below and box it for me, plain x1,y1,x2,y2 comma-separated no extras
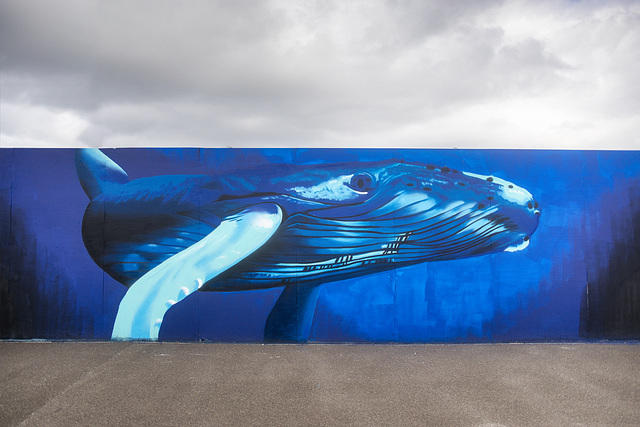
1,148,639,342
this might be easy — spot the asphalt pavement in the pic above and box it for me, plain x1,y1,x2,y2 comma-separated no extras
1,342,638,426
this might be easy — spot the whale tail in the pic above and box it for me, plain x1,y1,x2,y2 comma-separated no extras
75,148,129,200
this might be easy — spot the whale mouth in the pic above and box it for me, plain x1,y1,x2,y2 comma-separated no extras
504,236,530,252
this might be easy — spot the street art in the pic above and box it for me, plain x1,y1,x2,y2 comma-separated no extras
76,149,540,341
1,148,639,342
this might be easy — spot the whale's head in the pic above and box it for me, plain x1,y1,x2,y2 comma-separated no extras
279,161,540,266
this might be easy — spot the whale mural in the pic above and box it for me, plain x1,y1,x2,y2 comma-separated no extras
3,148,638,342
75,149,540,341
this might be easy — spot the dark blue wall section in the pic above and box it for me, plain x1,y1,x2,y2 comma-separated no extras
1,148,638,342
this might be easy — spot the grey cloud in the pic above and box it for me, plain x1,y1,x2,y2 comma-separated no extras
1,0,507,106
493,38,574,96
1,0,639,148
1,1,287,102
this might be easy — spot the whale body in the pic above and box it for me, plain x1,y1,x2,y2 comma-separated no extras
76,149,540,341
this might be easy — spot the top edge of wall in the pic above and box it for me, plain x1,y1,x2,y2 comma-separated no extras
1,145,639,152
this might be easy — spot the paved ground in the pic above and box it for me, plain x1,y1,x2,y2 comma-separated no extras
0,342,638,426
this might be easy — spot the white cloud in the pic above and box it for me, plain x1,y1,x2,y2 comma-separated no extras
1,0,638,149
0,102,89,147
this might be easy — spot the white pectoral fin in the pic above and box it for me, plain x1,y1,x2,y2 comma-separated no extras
111,203,283,340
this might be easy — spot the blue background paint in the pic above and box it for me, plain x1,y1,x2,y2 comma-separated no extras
1,148,639,342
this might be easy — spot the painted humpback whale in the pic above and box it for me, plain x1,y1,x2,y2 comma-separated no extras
76,149,540,341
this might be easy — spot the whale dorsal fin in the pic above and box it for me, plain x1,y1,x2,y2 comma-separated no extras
75,148,129,199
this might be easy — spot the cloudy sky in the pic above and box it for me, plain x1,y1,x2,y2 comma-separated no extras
1,0,638,149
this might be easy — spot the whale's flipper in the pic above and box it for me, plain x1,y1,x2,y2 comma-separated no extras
264,284,321,342
111,203,283,340
76,149,129,199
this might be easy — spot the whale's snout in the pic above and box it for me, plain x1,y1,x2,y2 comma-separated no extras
455,170,540,253
495,182,540,253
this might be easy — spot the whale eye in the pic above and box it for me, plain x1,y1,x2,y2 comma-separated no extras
348,172,375,192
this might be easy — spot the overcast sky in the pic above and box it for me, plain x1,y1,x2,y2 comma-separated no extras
1,0,638,149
